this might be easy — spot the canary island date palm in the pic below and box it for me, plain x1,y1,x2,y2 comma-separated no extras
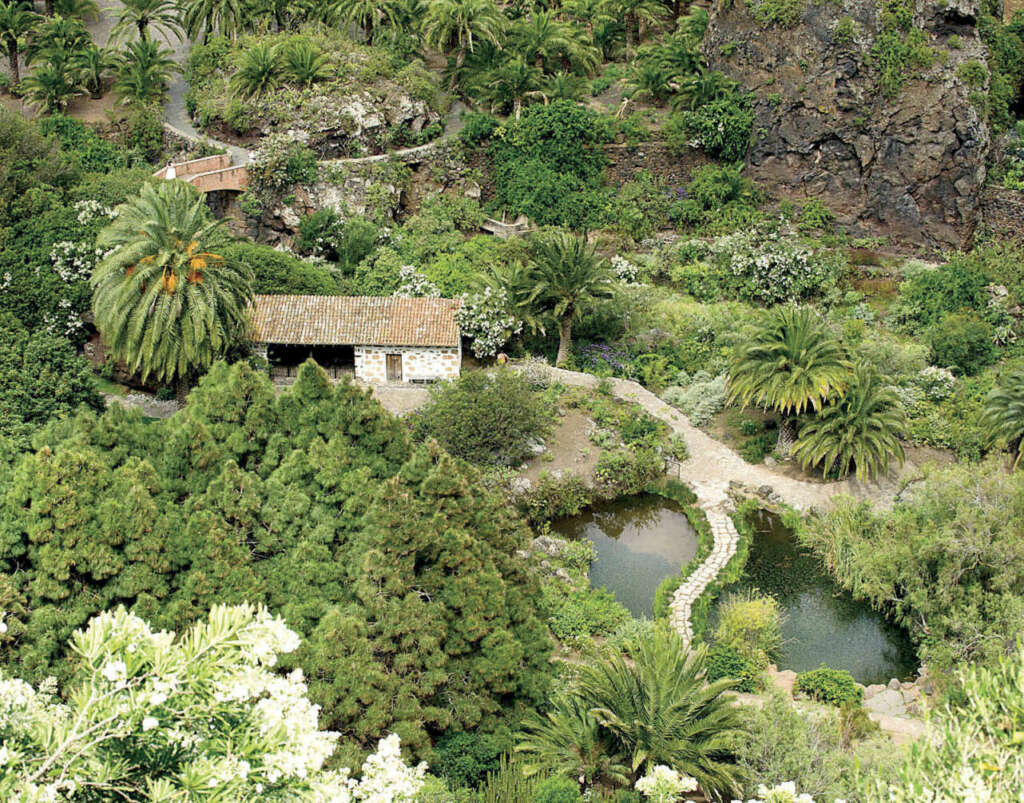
181,0,248,41
280,38,331,87
71,41,116,97
728,305,849,453
331,0,403,41
422,0,505,67
791,363,906,480
0,0,39,84
529,233,614,366
576,627,746,796
109,0,182,43
91,180,253,388
981,368,1024,468
229,39,279,97
516,693,631,790
21,57,81,110
114,37,177,105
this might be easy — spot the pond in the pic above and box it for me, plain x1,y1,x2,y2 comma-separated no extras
711,509,918,685
551,494,698,618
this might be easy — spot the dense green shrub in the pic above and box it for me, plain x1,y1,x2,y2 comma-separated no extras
667,94,753,161
220,241,341,295
414,369,554,467
460,112,500,147
713,591,783,662
605,171,672,241
533,776,584,803
0,314,104,447
928,313,998,376
706,643,761,692
490,101,614,229
547,586,631,645
295,209,379,271
794,666,863,706
871,0,934,99
434,732,504,790
897,256,989,328
668,165,761,233
518,471,593,524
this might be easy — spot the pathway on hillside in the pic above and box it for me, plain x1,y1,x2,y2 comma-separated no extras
535,365,909,650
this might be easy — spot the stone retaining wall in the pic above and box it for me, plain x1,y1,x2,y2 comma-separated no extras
980,185,1024,242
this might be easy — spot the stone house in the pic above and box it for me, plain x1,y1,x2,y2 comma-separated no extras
250,294,461,383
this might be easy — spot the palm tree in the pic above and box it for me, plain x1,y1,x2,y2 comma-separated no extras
21,56,80,109
728,306,850,452
980,369,1024,467
109,0,182,43
0,0,39,84
70,40,115,97
603,0,665,57
181,0,248,41
627,60,674,105
26,14,89,64
576,627,746,796
331,0,402,41
279,38,331,87
477,54,542,119
672,70,739,112
791,363,906,480
422,0,506,67
91,180,254,390
114,37,177,105
516,693,631,789
563,0,608,46
229,40,278,98
509,11,577,70
540,70,586,103
530,233,614,365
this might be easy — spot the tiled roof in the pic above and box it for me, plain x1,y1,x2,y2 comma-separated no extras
250,295,461,347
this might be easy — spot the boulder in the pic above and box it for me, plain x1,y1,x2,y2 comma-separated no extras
704,0,991,248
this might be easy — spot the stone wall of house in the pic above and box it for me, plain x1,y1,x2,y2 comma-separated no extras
355,346,461,383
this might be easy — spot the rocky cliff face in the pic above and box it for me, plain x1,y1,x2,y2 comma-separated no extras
705,0,991,248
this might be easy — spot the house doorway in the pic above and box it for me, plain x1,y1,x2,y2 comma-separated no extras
386,353,403,382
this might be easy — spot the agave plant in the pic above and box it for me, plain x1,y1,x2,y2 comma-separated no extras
279,38,331,87
980,368,1024,467
791,363,907,480
228,40,279,98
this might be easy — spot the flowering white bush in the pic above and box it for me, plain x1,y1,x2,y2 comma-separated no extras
736,781,818,803
455,287,523,358
0,605,426,803
708,231,841,305
912,366,957,402
635,765,698,801
394,265,440,298
612,255,641,285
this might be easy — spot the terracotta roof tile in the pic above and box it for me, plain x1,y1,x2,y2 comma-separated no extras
250,295,461,347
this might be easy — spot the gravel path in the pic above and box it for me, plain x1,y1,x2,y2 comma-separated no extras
535,365,909,647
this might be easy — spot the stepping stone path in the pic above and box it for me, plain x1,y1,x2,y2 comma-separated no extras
532,364,904,647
